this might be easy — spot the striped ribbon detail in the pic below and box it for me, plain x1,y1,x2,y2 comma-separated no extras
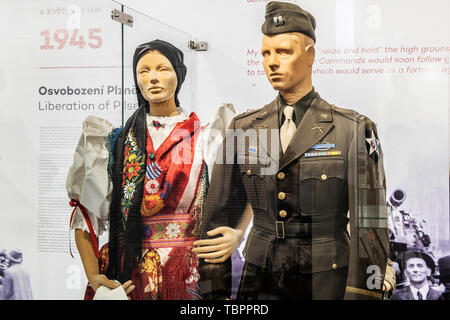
146,161,162,179
304,151,342,158
143,239,197,249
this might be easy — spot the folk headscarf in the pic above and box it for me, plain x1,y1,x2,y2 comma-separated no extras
107,40,187,283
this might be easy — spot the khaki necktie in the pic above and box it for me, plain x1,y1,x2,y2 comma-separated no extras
280,105,296,152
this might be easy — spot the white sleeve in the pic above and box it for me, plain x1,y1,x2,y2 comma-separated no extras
66,115,115,236
202,103,238,180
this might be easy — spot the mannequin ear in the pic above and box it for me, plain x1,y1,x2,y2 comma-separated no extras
305,44,315,66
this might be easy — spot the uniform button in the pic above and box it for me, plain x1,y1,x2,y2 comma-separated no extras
321,174,327,181
332,263,337,269
277,172,286,180
279,210,287,218
278,192,286,200
246,169,252,176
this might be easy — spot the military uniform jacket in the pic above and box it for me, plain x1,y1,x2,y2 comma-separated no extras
199,92,389,300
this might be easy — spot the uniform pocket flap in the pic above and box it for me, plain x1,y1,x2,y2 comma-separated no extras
299,238,349,274
240,167,266,179
243,231,272,268
238,152,271,165
300,158,345,181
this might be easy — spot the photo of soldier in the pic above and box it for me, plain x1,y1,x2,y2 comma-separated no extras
0,249,33,300
387,188,442,290
391,250,442,300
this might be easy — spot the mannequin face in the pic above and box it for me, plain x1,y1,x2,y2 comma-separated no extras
261,32,314,93
136,50,178,104
404,257,431,285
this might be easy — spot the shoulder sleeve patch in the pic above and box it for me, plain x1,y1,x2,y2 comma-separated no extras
364,126,380,163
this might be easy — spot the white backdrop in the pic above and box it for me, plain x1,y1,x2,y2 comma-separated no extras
0,0,448,299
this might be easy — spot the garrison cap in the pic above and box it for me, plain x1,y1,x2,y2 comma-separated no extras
261,1,316,43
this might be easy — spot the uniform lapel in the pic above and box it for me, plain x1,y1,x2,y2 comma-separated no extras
427,288,439,300
278,94,334,171
253,99,279,160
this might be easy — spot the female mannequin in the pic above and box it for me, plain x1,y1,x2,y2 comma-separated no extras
67,40,243,299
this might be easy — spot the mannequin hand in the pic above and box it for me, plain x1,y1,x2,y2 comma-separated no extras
89,274,135,299
121,280,136,300
192,227,243,263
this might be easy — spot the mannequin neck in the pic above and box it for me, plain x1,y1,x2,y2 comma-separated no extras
280,80,313,105
149,99,179,117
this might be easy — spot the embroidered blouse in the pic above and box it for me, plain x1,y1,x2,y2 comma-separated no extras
66,104,237,299
67,104,237,238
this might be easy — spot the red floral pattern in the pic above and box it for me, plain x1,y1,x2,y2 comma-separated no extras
123,161,142,180
141,194,165,217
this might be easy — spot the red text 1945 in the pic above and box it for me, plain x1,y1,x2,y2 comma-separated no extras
40,28,102,50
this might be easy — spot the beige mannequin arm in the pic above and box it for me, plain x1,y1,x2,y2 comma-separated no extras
74,229,135,297
193,202,253,263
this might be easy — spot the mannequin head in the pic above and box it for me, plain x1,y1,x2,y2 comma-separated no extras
261,32,315,97
260,1,317,103
136,50,178,106
132,40,187,116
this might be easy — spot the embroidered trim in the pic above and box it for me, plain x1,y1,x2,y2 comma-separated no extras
106,127,123,180
146,161,162,180
141,194,165,217
189,163,209,237
152,120,166,129
120,128,145,222
143,240,197,249
145,180,160,194
141,213,198,248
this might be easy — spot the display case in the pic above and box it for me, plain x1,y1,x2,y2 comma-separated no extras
0,0,448,300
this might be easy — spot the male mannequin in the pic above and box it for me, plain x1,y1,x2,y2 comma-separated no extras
198,1,390,300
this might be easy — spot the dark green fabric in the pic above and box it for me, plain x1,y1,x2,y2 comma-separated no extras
278,88,317,128
261,1,316,42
